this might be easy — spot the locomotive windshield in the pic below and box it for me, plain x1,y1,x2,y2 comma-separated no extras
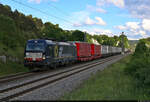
26,42,45,52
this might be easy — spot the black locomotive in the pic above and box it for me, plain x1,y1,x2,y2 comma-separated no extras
24,39,77,71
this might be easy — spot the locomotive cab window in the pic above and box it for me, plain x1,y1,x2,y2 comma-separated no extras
26,42,45,52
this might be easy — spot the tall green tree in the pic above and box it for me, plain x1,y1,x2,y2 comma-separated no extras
70,30,85,41
0,14,18,48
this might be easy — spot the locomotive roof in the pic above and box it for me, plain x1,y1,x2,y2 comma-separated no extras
58,42,71,45
27,39,56,45
58,42,76,46
27,39,76,46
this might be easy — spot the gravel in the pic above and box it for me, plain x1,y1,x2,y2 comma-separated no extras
11,54,127,101
0,58,102,92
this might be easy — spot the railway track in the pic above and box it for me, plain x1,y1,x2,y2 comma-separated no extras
0,54,124,101
0,55,113,84
0,72,34,83
0,59,96,84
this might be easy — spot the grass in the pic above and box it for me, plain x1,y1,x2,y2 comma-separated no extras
61,55,150,100
0,61,29,77
0,43,28,77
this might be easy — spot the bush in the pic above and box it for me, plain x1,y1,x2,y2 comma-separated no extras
124,40,150,93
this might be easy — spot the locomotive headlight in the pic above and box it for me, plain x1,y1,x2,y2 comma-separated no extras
26,53,29,56
43,55,46,60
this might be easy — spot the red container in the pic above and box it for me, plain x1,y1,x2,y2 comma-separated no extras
75,42,92,61
91,44,101,59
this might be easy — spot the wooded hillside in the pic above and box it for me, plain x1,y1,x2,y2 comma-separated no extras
0,4,129,61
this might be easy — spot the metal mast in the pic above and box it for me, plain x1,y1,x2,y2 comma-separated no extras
121,32,125,54
84,32,87,42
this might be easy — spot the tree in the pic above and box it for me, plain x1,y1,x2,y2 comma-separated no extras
118,34,129,48
0,14,18,48
113,35,119,46
42,22,65,40
134,40,148,56
70,30,85,41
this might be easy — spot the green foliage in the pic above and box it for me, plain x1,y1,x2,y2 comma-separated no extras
86,34,93,43
128,40,139,52
0,14,18,48
92,34,129,48
124,39,150,94
134,40,148,56
118,34,129,48
70,30,85,41
62,55,150,100
0,61,29,77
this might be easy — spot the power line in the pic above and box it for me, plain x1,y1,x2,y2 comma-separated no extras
10,0,102,34
46,2,76,27
11,0,74,25
47,2,69,17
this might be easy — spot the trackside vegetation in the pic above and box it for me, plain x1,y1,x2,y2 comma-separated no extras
0,61,29,77
125,38,150,95
61,55,150,100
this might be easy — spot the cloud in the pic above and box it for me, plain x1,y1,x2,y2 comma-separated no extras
95,0,150,20
95,0,150,19
139,30,147,38
116,22,140,31
84,16,106,26
96,0,105,6
71,11,90,27
126,22,140,30
115,21,150,39
83,28,113,36
71,11,90,22
86,5,106,13
73,23,82,27
142,19,150,31
128,37,139,40
95,17,106,25
73,16,106,27
28,0,41,4
108,0,124,8
96,0,125,8
124,0,150,19
85,17,95,25
71,10,106,27
28,0,58,4
93,28,112,36
96,8,106,13
116,25,126,30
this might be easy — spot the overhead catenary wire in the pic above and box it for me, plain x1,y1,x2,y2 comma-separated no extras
11,0,103,34
47,2,76,26
11,0,74,26
47,2,70,17
10,0,105,35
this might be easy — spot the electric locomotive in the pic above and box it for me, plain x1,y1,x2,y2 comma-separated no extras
24,39,77,71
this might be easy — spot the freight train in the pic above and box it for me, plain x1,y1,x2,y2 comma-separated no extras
24,39,124,71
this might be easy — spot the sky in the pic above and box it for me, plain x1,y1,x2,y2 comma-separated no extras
0,0,150,40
